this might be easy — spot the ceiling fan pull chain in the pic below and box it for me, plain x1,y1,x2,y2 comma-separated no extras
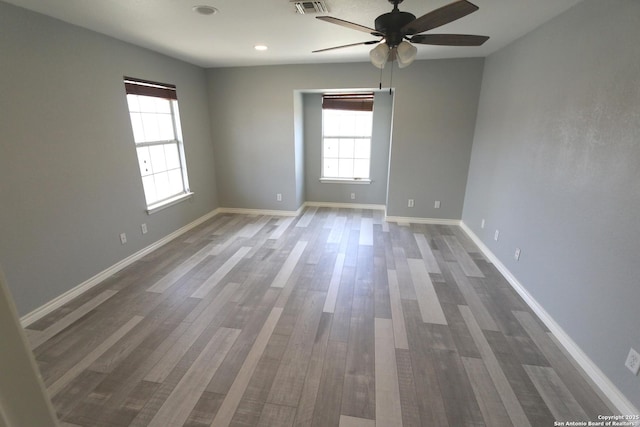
389,59,394,95
379,64,384,90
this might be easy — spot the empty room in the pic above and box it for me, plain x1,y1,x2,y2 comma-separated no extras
1,0,639,426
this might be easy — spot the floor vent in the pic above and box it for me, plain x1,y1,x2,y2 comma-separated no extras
292,1,328,14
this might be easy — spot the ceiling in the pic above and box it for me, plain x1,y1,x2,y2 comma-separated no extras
5,0,582,68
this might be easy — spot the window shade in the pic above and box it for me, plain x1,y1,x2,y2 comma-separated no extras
322,93,374,112
124,77,177,100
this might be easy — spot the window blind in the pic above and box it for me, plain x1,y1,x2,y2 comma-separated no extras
322,93,374,112
124,77,177,100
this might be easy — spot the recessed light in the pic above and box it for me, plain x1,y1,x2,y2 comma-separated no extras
254,44,268,51
192,5,218,15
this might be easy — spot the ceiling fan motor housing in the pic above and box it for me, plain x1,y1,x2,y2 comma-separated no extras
374,11,416,47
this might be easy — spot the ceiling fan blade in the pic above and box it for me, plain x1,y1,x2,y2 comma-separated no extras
410,34,489,46
313,40,381,53
316,16,383,36
402,0,479,35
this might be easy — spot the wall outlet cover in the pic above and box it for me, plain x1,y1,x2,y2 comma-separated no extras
625,348,640,375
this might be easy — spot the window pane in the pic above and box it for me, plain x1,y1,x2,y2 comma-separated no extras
136,146,152,176
138,95,157,113
338,113,356,136
354,159,370,179
141,113,160,142
155,97,171,114
154,171,171,201
354,139,371,159
149,144,167,173
355,114,373,137
167,169,184,195
324,159,338,177
127,94,140,113
157,113,175,140
323,138,339,158
338,139,354,158
142,175,157,205
164,143,181,170
338,159,353,178
129,112,145,142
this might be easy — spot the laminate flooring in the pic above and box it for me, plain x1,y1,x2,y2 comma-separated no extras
25,208,615,426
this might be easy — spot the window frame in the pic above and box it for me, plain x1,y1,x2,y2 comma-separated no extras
320,93,374,184
124,77,193,214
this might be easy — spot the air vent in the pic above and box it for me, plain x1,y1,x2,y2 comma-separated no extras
292,1,328,14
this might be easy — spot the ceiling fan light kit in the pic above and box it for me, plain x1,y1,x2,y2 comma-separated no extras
314,0,489,69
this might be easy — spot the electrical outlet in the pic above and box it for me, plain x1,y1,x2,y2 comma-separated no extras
141,223,148,235
625,348,640,375
514,248,521,261
119,233,127,245
481,219,485,229
276,193,282,202
408,199,414,208
350,193,356,200
434,200,441,209
494,230,500,241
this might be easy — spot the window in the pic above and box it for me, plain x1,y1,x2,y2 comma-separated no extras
322,93,374,182
124,77,191,212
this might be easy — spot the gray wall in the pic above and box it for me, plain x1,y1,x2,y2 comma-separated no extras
302,91,393,205
207,58,483,216
462,0,640,409
0,2,219,315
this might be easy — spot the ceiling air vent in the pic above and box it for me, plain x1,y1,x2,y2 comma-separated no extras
292,1,328,14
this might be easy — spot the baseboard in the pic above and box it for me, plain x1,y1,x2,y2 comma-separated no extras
20,209,221,327
304,201,386,211
385,215,461,225
460,221,639,417
217,206,303,217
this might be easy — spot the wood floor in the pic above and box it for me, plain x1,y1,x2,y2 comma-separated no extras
25,208,614,426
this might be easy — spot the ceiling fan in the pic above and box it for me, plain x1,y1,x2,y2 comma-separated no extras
313,0,489,69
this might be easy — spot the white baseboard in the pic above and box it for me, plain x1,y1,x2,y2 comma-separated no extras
304,201,386,211
385,215,461,225
20,209,221,327
217,206,304,217
460,221,639,417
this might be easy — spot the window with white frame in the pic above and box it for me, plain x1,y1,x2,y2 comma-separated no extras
124,77,191,211
322,93,374,181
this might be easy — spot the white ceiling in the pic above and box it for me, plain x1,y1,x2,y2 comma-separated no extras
5,0,582,68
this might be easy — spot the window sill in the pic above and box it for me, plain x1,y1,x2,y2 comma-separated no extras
146,192,194,215
319,178,372,185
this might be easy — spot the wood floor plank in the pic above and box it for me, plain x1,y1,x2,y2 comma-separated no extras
443,235,484,278
524,364,590,422
270,241,307,289
292,312,331,427
462,356,512,427
513,310,613,419
459,305,532,427
270,217,295,240
323,253,345,313
339,415,376,427
147,327,240,427
359,218,373,246
146,242,216,293
267,291,326,407
311,340,347,427
448,262,498,331
47,315,143,397
374,318,403,427
210,307,283,427
28,289,118,349
296,206,317,228
395,349,421,427
191,246,251,298
387,269,409,349
413,233,442,274
407,258,447,325
257,403,296,427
